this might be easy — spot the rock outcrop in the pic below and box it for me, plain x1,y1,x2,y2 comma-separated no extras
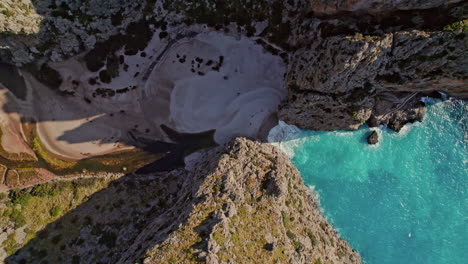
0,1,466,263
5,138,360,264
367,131,378,144
142,138,360,264
2,1,466,132
0,0,146,64
281,23,467,131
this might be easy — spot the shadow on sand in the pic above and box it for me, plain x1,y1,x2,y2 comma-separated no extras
0,1,465,263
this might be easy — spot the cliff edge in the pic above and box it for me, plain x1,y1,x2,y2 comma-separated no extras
4,138,360,264
140,138,360,264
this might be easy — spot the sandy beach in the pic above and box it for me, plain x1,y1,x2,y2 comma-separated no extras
0,30,286,162
142,32,287,144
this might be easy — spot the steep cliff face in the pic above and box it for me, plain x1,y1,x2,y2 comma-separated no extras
0,0,145,64
140,138,360,264
2,0,465,131
0,1,465,263
280,29,467,130
275,0,467,131
4,138,360,264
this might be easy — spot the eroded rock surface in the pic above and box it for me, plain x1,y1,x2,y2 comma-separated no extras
141,138,360,264
5,138,360,264
281,29,467,130
2,1,466,133
367,131,378,144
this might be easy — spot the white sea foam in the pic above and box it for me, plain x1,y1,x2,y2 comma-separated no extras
267,121,304,158
333,131,355,137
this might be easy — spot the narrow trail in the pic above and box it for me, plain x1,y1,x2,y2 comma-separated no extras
381,92,419,116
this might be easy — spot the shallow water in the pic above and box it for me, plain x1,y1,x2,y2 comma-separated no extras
269,98,467,264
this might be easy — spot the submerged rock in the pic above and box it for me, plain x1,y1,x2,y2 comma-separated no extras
367,131,379,144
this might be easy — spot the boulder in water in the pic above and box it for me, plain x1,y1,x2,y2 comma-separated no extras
367,131,379,144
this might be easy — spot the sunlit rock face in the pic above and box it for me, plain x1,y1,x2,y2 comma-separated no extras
280,30,467,131
0,0,42,34
142,32,287,144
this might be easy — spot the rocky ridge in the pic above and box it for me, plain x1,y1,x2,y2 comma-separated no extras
0,1,466,263
141,138,359,264
4,138,360,264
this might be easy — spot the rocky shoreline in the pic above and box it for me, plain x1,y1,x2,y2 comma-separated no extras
0,0,466,263
3,138,360,264
1,0,465,132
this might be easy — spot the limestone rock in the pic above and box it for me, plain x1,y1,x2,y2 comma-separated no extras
368,92,427,132
0,0,42,35
279,91,374,130
367,131,378,144
140,138,361,264
5,138,360,264
0,0,146,65
280,30,467,131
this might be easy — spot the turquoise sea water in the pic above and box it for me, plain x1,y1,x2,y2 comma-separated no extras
269,98,467,264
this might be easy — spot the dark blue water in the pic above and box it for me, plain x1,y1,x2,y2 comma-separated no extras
269,99,467,264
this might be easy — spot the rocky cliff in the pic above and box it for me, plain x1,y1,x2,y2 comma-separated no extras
141,138,359,264
4,138,360,264
280,29,467,130
0,1,466,263
2,0,466,131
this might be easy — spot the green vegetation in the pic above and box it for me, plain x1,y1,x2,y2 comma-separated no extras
0,177,114,255
32,137,77,170
9,189,32,206
1,9,14,17
443,20,468,32
354,33,382,42
212,203,282,263
308,232,318,247
282,211,291,228
0,122,161,184
49,205,62,218
84,20,152,73
3,233,17,255
18,3,31,16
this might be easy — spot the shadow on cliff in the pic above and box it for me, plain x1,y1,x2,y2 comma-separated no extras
0,1,218,174
0,0,463,152
4,145,224,264
0,0,464,156
0,62,217,174
0,1,465,264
